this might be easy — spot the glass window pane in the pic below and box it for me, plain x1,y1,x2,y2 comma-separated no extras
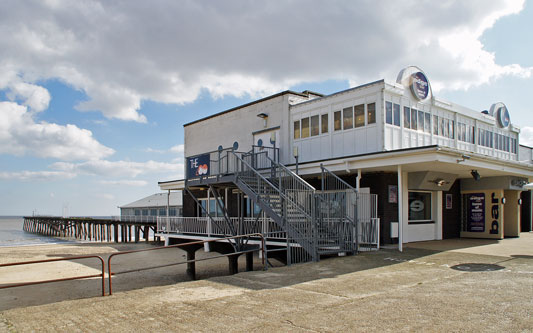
343,107,353,129
418,110,424,132
354,104,365,127
311,115,319,136
321,114,328,133
301,117,310,138
424,113,431,133
450,120,455,139
334,111,341,131
433,115,439,135
393,104,400,126
408,192,432,221
411,109,418,130
385,102,392,124
293,120,300,139
367,103,376,124
404,106,410,128
159,208,166,216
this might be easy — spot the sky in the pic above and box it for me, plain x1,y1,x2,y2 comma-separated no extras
1,0,533,216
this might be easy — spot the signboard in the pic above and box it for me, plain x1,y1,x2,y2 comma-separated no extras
388,185,398,203
467,193,485,232
410,72,429,100
497,106,510,128
187,154,210,178
446,194,453,209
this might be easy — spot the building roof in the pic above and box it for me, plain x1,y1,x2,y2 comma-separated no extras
183,90,323,127
119,192,182,209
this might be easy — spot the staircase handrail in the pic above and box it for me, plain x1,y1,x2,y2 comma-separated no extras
232,152,314,222
266,155,315,192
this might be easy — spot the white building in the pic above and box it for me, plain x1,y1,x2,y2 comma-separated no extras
120,192,182,219
159,66,533,262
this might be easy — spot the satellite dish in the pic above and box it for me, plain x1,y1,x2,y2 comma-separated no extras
257,139,263,147
232,141,239,151
218,145,223,151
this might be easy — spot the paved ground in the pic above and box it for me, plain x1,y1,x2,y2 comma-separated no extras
1,234,532,332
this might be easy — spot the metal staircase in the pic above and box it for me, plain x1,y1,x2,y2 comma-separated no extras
233,150,317,264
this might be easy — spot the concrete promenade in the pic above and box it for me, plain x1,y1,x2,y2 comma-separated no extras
1,234,532,332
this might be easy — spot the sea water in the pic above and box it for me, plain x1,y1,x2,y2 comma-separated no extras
0,216,78,247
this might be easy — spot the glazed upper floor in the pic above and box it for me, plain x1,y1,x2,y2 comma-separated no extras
183,67,530,166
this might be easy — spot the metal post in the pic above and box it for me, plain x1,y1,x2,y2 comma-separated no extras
398,165,403,252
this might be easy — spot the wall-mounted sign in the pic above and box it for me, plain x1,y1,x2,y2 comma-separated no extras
446,194,453,209
388,185,398,203
467,193,485,232
187,154,210,179
410,71,429,100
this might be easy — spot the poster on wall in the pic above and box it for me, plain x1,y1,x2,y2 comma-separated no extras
446,194,453,209
388,185,398,203
467,193,485,232
187,154,210,179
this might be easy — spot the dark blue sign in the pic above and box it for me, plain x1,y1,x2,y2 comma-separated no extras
467,193,485,232
410,72,429,100
187,154,210,178
497,106,510,128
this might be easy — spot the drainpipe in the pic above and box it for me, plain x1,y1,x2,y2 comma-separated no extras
356,169,361,192
397,165,403,252
167,190,170,217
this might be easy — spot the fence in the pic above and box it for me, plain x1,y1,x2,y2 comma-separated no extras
0,255,106,296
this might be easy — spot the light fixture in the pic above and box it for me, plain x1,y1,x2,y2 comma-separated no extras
257,113,268,127
435,179,446,187
471,170,481,181
457,154,471,163
293,146,299,175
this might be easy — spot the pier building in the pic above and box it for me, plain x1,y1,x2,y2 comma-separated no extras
158,66,533,265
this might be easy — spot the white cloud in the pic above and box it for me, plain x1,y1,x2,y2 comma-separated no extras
0,170,75,181
0,0,529,122
519,126,533,147
0,101,115,160
52,159,184,178
99,180,149,187
169,144,184,153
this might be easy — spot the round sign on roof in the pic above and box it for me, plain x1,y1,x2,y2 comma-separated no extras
410,72,429,100
489,102,511,128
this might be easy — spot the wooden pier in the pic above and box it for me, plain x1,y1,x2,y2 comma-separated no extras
23,216,159,243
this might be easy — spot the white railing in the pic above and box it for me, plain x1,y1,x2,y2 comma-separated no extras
359,218,380,250
113,215,159,223
157,216,286,239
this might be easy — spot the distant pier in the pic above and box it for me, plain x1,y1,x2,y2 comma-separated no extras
23,216,159,243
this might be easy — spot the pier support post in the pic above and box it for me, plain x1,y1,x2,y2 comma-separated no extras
228,253,241,275
246,251,254,271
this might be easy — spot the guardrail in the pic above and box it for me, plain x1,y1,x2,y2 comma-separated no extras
0,255,106,296
107,233,266,295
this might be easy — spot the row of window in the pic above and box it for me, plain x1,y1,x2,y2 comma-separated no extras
294,103,376,139
121,208,180,217
386,101,517,153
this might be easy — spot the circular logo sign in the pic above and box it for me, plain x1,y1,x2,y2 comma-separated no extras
497,106,510,128
410,72,429,100
410,200,425,212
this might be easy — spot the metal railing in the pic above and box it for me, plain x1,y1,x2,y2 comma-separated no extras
113,215,158,223
0,255,106,296
107,234,265,295
157,216,287,239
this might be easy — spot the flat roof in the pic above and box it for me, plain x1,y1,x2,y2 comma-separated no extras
183,90,323,127
120,192,182,209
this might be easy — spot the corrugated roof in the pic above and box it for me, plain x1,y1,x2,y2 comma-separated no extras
119,192,182,209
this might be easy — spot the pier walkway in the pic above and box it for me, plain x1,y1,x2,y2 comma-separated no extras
23,216,159,243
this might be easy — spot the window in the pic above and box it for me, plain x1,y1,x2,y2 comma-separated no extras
301,117,310,138
386,102,392,124
159,208,166,216
343,107,353,129
418,110,424,132
150,209,157,216
442,118,449,138
293,120,300,139
433,115,439,135
354,104,365,127
393,104,400,126
135,209,141,216
411,108,418,130
169,208,177,216
367,103,376,124
424,113,431,133
450,120,455,139
334,111,341,131
142,209,149,216
408,191,432,221
311,115,319,136
321,114,328,133
404,106,411,128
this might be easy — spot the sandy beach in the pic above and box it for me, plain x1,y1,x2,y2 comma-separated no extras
0,241,268,311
